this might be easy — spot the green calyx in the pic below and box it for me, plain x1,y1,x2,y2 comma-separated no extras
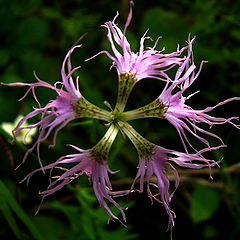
121,122,154,158
123,98,167,121
74,97,111,121
73,72,165,161
114,73,137,112
90,124,119,163
73,73,167,124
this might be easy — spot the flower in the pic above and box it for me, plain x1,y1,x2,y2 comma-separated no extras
1,115,37,144
2,45,111,167
121,122,221,231
88,2,187,83
131,145,220,231
124,37,240,152
159,38,240,152
22,124,127,223
86,1,190,112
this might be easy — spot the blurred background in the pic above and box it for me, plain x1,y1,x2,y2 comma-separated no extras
0,0,240,239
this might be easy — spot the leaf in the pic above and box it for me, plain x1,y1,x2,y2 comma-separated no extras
0,49,10,67
0,181,43,240
32,215,69,240
81,213,96,240
50,201,81,232
51,200,97,240
0,197,23,239
0,126,39,163
77,187,96,204
190,185,220,223
14,17,49,48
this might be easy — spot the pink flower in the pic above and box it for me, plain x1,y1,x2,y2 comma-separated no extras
87,2,188,82
159,38,240,152
131,144,220,231
121,121,222,232
3,45,110,168
123,37,240,152
22,125,127,223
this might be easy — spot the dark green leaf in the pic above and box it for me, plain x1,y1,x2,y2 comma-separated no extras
190,185,220,223
0,181,43,240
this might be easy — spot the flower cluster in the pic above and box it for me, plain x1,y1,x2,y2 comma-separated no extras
2,1,240,235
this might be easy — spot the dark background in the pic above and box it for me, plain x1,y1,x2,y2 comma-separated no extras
0,0,240,239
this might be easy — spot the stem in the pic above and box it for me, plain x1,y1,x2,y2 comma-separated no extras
74,97,111,122
114,73,137,112
123,98,167,121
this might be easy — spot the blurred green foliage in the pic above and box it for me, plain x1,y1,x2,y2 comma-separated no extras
0,0,240,239
190,185,220,223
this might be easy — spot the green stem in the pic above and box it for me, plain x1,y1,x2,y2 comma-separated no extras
74,97,111,122
123,98,167,121
114,73,137,112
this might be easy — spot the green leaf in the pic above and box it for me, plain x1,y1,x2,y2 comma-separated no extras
32,215,68,240
0,197,23,239
190,185,220,223
77,187,96,204
15,17,49,48
0,49,10,66
51,201,80,231
0,181,43,240
81,213,95,240
42,7,61,19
